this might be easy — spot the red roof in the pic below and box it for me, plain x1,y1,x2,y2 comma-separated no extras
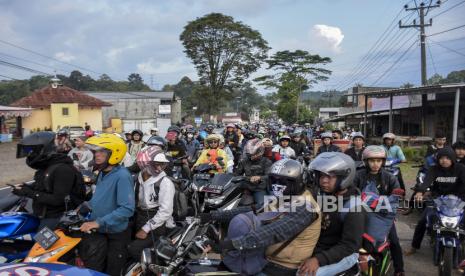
10,85,111,108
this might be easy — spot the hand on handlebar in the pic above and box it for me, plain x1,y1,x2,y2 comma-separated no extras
414,192,424,202
80,221,99,234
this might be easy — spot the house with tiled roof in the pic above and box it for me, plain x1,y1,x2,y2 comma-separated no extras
10,80,111,133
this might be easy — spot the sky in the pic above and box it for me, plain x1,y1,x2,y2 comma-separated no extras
0,0,464,93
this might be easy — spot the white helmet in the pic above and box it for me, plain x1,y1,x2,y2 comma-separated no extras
153,152,169,163
382,133,396,140
151,127,159,132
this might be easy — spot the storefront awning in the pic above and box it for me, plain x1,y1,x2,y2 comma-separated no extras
0,105,33,119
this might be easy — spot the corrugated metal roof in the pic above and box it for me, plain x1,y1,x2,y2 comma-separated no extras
84,91,174,100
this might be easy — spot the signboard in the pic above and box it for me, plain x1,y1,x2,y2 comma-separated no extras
158,105,171,115
195,117,203,124
224,112,238,117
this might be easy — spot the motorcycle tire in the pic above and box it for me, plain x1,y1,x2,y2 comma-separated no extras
439,247,453,276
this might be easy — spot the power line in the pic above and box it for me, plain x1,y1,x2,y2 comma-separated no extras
0,52,70,74
0,74,19,80
429,39,465,57
0,39,102,76
0,59,52,76
431,0,465,18
428,24,465,37
426,40,438,74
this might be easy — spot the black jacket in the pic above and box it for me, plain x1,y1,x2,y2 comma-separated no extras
290,141,307,157
418,163,465,200
166,140,187,158
317,144,341,155
344,147,365,162
353,168,400,195
235,157,272,191
224,132,239,151
313,187,366,266
30,154,77,218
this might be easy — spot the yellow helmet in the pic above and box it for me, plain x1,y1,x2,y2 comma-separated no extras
86,133,127,165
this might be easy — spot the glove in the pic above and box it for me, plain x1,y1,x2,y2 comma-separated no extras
204,239,235,252
199,213,213,224
12,185,35,198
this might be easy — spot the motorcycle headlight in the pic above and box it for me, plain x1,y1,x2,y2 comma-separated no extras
441,216,460,228
205,195,226,206
25,246,67,262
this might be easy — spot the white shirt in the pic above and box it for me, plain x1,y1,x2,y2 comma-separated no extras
272,145,296,159
137,171,176,232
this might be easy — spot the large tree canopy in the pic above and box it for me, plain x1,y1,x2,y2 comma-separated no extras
180,12,269,114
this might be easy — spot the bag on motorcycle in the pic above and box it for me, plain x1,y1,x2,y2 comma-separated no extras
223,211,286,275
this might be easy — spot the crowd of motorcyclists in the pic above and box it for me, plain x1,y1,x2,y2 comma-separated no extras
8,122,465,276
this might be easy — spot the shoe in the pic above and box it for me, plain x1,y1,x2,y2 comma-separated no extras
404,248,417,256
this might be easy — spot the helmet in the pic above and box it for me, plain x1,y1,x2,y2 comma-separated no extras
57,129,69,136
17,131,57,169
147,136,167,149
262,138,273,147
205,134,222,143
244,130,257,140
309,152,355,192
150,127,159,133
269,159,305,196
362,145,387,161
320,132,333,139
131,129,143,137
351,132,365,141
279,135,291,143
165,131,178,141
168,125,181,134
86,133,127,165
226,123,235,129
186,127,196,134
245,138,265,157
136,147,169,176
382,132,396,140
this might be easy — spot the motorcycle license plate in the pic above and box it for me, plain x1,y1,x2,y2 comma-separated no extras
34,226,60,250
200,184,223,194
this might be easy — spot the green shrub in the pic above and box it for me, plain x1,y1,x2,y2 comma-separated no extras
402,146,427,163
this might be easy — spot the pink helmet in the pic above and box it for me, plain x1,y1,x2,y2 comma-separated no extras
362,145,387,161
245,138,265,157
136,146,167,175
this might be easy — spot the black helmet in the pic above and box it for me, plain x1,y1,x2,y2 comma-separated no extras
168,125,181,134
17,131,58,169
309,152,355,193
244,130,258,140
269,159,305,196
146,136,167,150
57,129,68,137
131,129,143,137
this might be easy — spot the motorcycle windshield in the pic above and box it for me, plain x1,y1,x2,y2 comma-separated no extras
435,195,465,217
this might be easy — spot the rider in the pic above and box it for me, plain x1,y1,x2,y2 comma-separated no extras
13,131,84,229
406,147,465,255
149,127,159,136
299,152,365,276
353,145,405,275
453,141,465,165
127,147,175,260
235,139,272,206
128,129,145,162
317,132,341,155
55,129,73,153
381,132,406,190
165,126,190,179
68,136,94,170
424,130,448,167
202,159,321,276
79,134,135,276
344,132,366,162
263,137,281,162
272,135,296,159
289,131,307,158
193,134,228,173
185,127,201,165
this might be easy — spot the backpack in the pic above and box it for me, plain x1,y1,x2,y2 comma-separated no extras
223,211,297,275
44,163,87,209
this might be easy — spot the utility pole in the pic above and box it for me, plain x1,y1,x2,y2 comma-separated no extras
399,1,440,136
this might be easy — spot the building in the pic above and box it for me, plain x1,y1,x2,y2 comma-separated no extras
249,108,260,123
83,91,181,136
10,84,110,134
331,84,465,142
319,107,344,128
0,105,33,141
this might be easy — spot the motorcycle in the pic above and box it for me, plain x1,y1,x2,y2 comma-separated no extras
426,195,465,276
0,190,39,263
124,217,227,276
23,201,91,265
0,262,106,276
170,155,188,180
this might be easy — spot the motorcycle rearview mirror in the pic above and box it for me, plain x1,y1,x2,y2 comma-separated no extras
141,248,152,271
64,195,71,212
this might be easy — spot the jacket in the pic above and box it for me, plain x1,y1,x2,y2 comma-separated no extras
29,154,77,218
382,144,406,163
235,156,272,191
313,187,366,266
166,140,187,158
317,144,341,155
224,132,239,151
272,145,295,159
418,163,465,200
289,141,307,157
353,168,400,195
90,165,135,233
135,171,176,232
194,148,229,173
344,147,365,162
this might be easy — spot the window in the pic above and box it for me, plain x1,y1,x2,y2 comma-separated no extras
62,107,69,116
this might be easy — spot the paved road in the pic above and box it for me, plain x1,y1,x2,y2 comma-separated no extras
0,141,34,187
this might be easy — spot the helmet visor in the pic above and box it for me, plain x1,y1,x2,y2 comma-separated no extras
17,144,43,159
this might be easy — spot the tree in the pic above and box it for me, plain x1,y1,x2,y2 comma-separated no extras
255,50,331,123
180,13,270,115
128,73,145,90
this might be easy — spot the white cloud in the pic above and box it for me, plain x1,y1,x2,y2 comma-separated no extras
54,52,76,62
311,24,344,53
105,44,138,65
136,57,194,75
